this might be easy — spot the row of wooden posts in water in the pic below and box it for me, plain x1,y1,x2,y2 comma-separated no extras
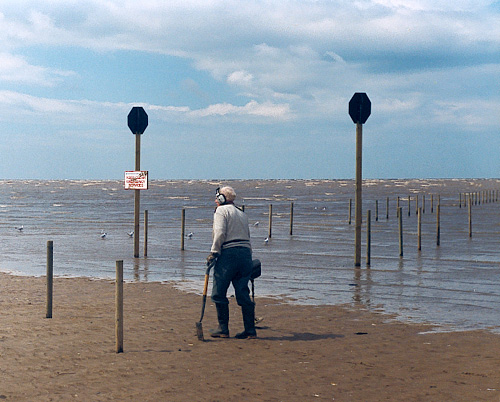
178,189,498,249
179,189,499,266
354,190,499,265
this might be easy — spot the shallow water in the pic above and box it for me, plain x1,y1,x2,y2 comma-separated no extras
1,178,500,333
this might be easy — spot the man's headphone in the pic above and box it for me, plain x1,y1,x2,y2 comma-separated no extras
215,187,226,205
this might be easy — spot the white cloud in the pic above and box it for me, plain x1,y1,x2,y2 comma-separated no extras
0,90,79,114
0,53,76,86
378,97,421,113
188,100,291,119
0,90,291,123
432,99,500,129
372,0,494,12
227,70,253,86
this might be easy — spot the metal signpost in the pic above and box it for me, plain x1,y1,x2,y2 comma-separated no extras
127,106,148,258
349,92,371,266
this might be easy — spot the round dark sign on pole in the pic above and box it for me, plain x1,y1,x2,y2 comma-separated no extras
128,106,148,135
349,93,371,124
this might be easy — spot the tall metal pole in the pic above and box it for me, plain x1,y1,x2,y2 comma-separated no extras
354,122,362,266
134,133,141,258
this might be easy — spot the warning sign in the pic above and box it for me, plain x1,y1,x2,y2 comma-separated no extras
124,171,149,190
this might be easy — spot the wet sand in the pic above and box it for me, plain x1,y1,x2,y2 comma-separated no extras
1,272,499,401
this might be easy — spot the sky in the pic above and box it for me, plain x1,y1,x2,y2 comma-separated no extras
0,0,499,180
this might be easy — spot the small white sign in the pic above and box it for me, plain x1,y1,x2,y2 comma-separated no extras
124,171,148,190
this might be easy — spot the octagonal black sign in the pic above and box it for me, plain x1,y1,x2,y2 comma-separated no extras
128,106,148,135
349,93,371,124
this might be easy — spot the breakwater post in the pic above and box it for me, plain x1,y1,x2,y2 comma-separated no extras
268,204,273,239
436,203,441,246
46,240,53,319
417,207,422,251
348,199,352,224
289,202,294,236
144,210,148,257
468,194,472,237
398,207,403,257
366,210,371,266
181,208,185,250
116,260,124,353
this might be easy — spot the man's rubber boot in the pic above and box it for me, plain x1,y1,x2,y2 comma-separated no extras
235,304,257,339
210,303,229,338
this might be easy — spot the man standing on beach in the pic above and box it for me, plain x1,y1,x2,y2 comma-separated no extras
206,186,257,339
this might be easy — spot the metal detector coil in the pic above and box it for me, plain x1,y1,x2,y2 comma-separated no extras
251,259,261,280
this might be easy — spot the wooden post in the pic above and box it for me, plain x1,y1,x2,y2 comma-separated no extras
348,198,352,225
431,194,434,212
354,122,363,267
468,194,472,238
115,260,124,353
422,195,425,214
46,240,53,319
386,197,389,220
144,210,148,257
398,207,403,257
366,210,371,266
436,203,440,246
416,194,419,216
289,202,294,236
417,207,422,251
134,134,141,258
268,204,273,239
181,208,185,251
408,195,411,216
375,200,379,222
459,193,461,208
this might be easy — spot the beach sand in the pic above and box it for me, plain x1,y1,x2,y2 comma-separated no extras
1,272,499,401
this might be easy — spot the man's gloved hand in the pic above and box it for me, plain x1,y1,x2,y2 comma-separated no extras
206,252,219,266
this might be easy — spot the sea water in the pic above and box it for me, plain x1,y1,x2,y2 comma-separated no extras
1,178,499,333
